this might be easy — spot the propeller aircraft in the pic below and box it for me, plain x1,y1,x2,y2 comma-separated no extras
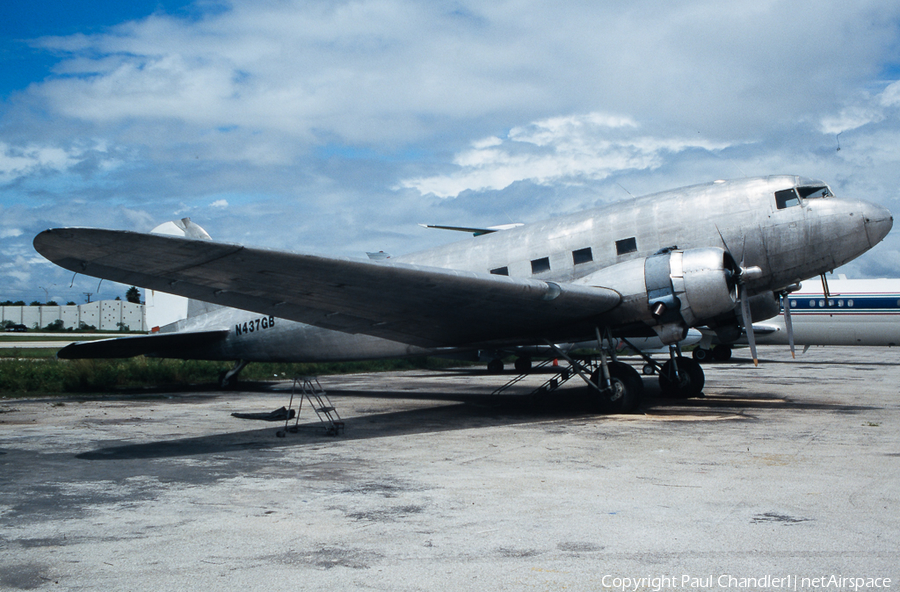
33,175,892,413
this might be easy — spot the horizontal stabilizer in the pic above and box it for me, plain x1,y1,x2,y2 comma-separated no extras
57,330,229,359
419,223,523,236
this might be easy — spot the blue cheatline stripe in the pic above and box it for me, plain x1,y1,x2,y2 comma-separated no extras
784,294,900,312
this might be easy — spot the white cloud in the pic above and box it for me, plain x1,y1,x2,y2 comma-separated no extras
400,112,731,197
3,0,900,303
0,143,77,183
25,1,900,152
0,228,23,239
0,141,117,184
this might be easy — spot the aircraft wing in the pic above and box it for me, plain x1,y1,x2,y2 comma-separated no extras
34,228,621,348
57,330,230,359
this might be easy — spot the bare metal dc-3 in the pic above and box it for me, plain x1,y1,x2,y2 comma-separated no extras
33,175,892,413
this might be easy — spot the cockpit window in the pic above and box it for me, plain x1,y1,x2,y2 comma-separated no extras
775,188,800,209
796,185,832,199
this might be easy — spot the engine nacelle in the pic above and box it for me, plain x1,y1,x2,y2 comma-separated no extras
574,246,741,345
645,247,739,341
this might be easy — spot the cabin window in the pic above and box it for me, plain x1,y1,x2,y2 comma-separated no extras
572,247,593,265
531,257,551,274
775,188,800,209
490,267,509,276
848,300,854,307
616,237,637,255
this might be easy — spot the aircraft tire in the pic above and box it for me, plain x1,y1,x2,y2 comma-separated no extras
658,358,704,398
487,359,504,373
712,345,732,361
591,361,643,413
692,348,710,362
514,357,532,372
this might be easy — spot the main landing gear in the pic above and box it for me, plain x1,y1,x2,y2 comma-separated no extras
691,344,732,362
588,360,643,413
540,329,644,414
658,346,704,398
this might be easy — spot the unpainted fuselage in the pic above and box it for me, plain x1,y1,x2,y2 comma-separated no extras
155,175,892,362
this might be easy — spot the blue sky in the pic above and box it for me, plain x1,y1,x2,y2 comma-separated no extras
2,0,900,304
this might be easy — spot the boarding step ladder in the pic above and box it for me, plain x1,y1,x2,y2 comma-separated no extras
490,358,580,398
277,376,344,437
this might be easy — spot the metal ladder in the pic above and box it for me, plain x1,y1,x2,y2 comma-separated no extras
490,358,585,398
277,376,344,437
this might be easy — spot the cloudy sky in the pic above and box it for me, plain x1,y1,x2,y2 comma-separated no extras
2,0,900,304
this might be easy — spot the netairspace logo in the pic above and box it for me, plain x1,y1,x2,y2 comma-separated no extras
600,574,892,591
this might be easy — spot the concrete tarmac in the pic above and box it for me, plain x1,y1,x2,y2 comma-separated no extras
1,346,898,591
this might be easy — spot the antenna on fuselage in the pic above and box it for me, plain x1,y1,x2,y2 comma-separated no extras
615,183,634,197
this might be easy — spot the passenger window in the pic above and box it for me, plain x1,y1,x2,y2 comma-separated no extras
616,237,637,255
775,189,800,209
572,247,593,265
531,257,551,274
490,267,509,276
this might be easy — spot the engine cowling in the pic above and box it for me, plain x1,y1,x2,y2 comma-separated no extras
645,247,739,342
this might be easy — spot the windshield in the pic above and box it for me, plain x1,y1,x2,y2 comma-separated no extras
775,184,833,210
796,185,832,199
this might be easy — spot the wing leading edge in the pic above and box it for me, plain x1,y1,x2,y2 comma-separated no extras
34,228,621,348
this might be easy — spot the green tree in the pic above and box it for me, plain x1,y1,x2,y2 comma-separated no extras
125,286,142,304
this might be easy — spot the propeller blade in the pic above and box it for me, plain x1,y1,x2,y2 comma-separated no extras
739,288,758,366
820,273,831,306
781,292,795,358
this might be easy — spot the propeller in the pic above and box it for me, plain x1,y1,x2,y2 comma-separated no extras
778,285,799,359
717,226,762,366
733,264,763,366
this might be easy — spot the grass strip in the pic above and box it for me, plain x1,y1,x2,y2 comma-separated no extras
0,356,466,397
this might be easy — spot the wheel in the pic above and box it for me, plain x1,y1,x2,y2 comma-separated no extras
514,357,532,372
712,344,732,361
658,357,705,398
487,359,504,373
590,361,643,413
642,363,656,376
692,348,710,362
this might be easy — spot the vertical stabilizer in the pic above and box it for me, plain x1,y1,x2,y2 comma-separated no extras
145,218,215,332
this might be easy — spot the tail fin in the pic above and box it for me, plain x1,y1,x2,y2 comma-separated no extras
145,218,220,332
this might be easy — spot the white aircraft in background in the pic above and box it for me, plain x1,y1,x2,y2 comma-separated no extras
34,175,893,411
692,276,900,361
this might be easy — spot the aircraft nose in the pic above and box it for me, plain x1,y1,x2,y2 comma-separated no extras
862,201,893,247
